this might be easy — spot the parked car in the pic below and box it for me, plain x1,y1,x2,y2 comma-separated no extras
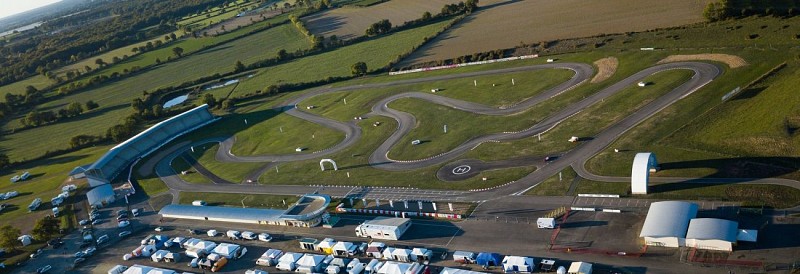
74,251,86,258
241,231,257,240
78,219,89,226
116,209,127,216
118,220,130,228
116,215,128,221
154,227,164,232
91,219,102,225
73,257,86,265
258,233,272,242
96,234,109,245
47,238,63,248
84,247,96,256
131,208,141,217
79,242,91,249
36,265,51,273
207,229,220,237
119,231,132,238
29,249,42,258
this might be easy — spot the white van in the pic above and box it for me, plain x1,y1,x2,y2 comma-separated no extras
192,200,206,206
227,230,242,240
207,229,220,237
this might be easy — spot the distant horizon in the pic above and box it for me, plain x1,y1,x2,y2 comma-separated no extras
0,0,63,20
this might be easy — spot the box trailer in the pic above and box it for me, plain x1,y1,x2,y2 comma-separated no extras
355,217,412,240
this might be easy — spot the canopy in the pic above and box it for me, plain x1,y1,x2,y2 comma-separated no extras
476,252,503,266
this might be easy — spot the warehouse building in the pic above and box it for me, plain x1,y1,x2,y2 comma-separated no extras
159,194,330,227
639,201,698,247
685,218,738,251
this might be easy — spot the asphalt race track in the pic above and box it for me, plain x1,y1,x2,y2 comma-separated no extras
146,60,800,203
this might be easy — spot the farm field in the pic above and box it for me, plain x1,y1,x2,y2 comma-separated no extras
177,0,260,31
303,0,460,40
0,23,308,161
399,0,710,65
0,74,54,98
235,18,455,92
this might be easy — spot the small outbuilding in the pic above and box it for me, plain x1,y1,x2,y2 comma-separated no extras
300,238,319,250
476,252,503,267
317,238,337,254
685,218,738,251
502,256,534,273
382,247,396,260
18,235,32,246
151,250,169,262
257,249,284,266
639,201,698,247
440,268,484,274
164,252,181,263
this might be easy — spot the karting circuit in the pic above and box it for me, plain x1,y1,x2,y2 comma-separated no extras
143,60,800,204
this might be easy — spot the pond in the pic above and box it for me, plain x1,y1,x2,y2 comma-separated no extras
163,95,188,109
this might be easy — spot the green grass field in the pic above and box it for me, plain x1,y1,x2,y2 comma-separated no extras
235,18,455,92
178,192,299,209
177,0,258,28
185,143,264,183
0,74,55,99
0,22,307,162
526,167,576,196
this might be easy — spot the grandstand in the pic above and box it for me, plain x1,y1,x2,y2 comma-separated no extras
83,104,218,186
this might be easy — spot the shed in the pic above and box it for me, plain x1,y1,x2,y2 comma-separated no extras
502,256,534,273
476,252,503,267
317,238,337,254
685,218,738,251
18,235,32,246
300,238,320,250
296,253,326,273
333,241,358,257
366,242,386,258
391,248,412,262
567,262,592,274
411,248,432,262
453,251,476,264
639,201,698,247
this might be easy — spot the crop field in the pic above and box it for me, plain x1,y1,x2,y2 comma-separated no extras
0,23,308,161
177,0,260,30
303,0,461,40
236,18,455,92
0,74,54,98
399,0,710,65
204,8,286,34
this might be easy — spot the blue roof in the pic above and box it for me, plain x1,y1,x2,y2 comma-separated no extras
476,253,503,266
85,104,217,183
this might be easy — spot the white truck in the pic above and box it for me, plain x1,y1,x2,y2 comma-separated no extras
355,217,412,241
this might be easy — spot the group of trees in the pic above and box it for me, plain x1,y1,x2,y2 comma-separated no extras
704,0,800,21
365,19,392,36
19,101,95,128
0,216,60,253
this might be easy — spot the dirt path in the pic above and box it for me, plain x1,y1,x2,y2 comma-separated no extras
590,57,618,83
657,53,747,68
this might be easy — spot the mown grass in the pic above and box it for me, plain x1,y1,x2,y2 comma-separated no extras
170,155,213,184
526,167,576,196
0,74,54,98
178,192,299,209
235,18,455,92
185,143,263,183
0,21,306,162
178,0,256,26
230,111,346,156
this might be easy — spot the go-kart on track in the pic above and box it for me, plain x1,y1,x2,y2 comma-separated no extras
150,60,800,203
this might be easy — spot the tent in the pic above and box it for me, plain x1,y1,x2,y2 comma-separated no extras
382,247,396,260
257,249,284,266
17,235,32,246
453,251,476,264
411,248,432,262
246,270,269,274
377,261,413,274
440,268,485,274
147,269,177,274
567,262,592,274
122,265,153,274
277,252,303,271
366,242,386,258
296,253,326,273
502,256,534,273
317,238,337,254
329,257,351,267
165,252,181,262
391,248,412,262
151,250,169,262
476,252,503,267
212,243,243,259
333,241,358,257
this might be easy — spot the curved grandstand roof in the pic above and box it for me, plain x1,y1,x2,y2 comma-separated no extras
639,201,698,238
686,218,738,242
85,104,217,183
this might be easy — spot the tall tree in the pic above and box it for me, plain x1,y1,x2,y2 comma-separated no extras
0,153,9,169
202,93,216,108
234,60,246,72
351,62,367,76
172,46,184,58
32,216,60,241
0,225,21,251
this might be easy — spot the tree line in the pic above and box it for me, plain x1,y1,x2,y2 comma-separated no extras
704,0,800,21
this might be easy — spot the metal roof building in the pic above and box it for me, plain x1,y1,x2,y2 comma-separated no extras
84,104,218,186
639,201,698,247
86,184,115,207
685,218,738,251
159,194,331,227
631,152,657,194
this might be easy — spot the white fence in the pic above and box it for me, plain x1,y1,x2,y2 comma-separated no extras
577,194,620,198
389,54,539,76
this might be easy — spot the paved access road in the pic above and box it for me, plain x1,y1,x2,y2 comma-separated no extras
149,60,800,204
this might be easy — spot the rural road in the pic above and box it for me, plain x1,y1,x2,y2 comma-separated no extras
148,61,800,203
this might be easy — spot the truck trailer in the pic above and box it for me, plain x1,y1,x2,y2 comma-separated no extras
354,217,412,241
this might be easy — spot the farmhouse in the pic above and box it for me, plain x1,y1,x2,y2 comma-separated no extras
639,201,698,247
159,194,330,227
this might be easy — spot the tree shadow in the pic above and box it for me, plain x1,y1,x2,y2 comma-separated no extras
731,86,766,100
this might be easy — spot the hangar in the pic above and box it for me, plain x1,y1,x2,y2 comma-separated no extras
685,218,738,251
86,184,115,207
639,201,698,247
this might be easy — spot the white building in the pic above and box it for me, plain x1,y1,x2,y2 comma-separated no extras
502,256,534,273
159,194,330,227
277,252,304,271
567,262,592,274
639,201,698,247
685,218,738,251
296,253,326,273
212,243,248,259
355,217,412,240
